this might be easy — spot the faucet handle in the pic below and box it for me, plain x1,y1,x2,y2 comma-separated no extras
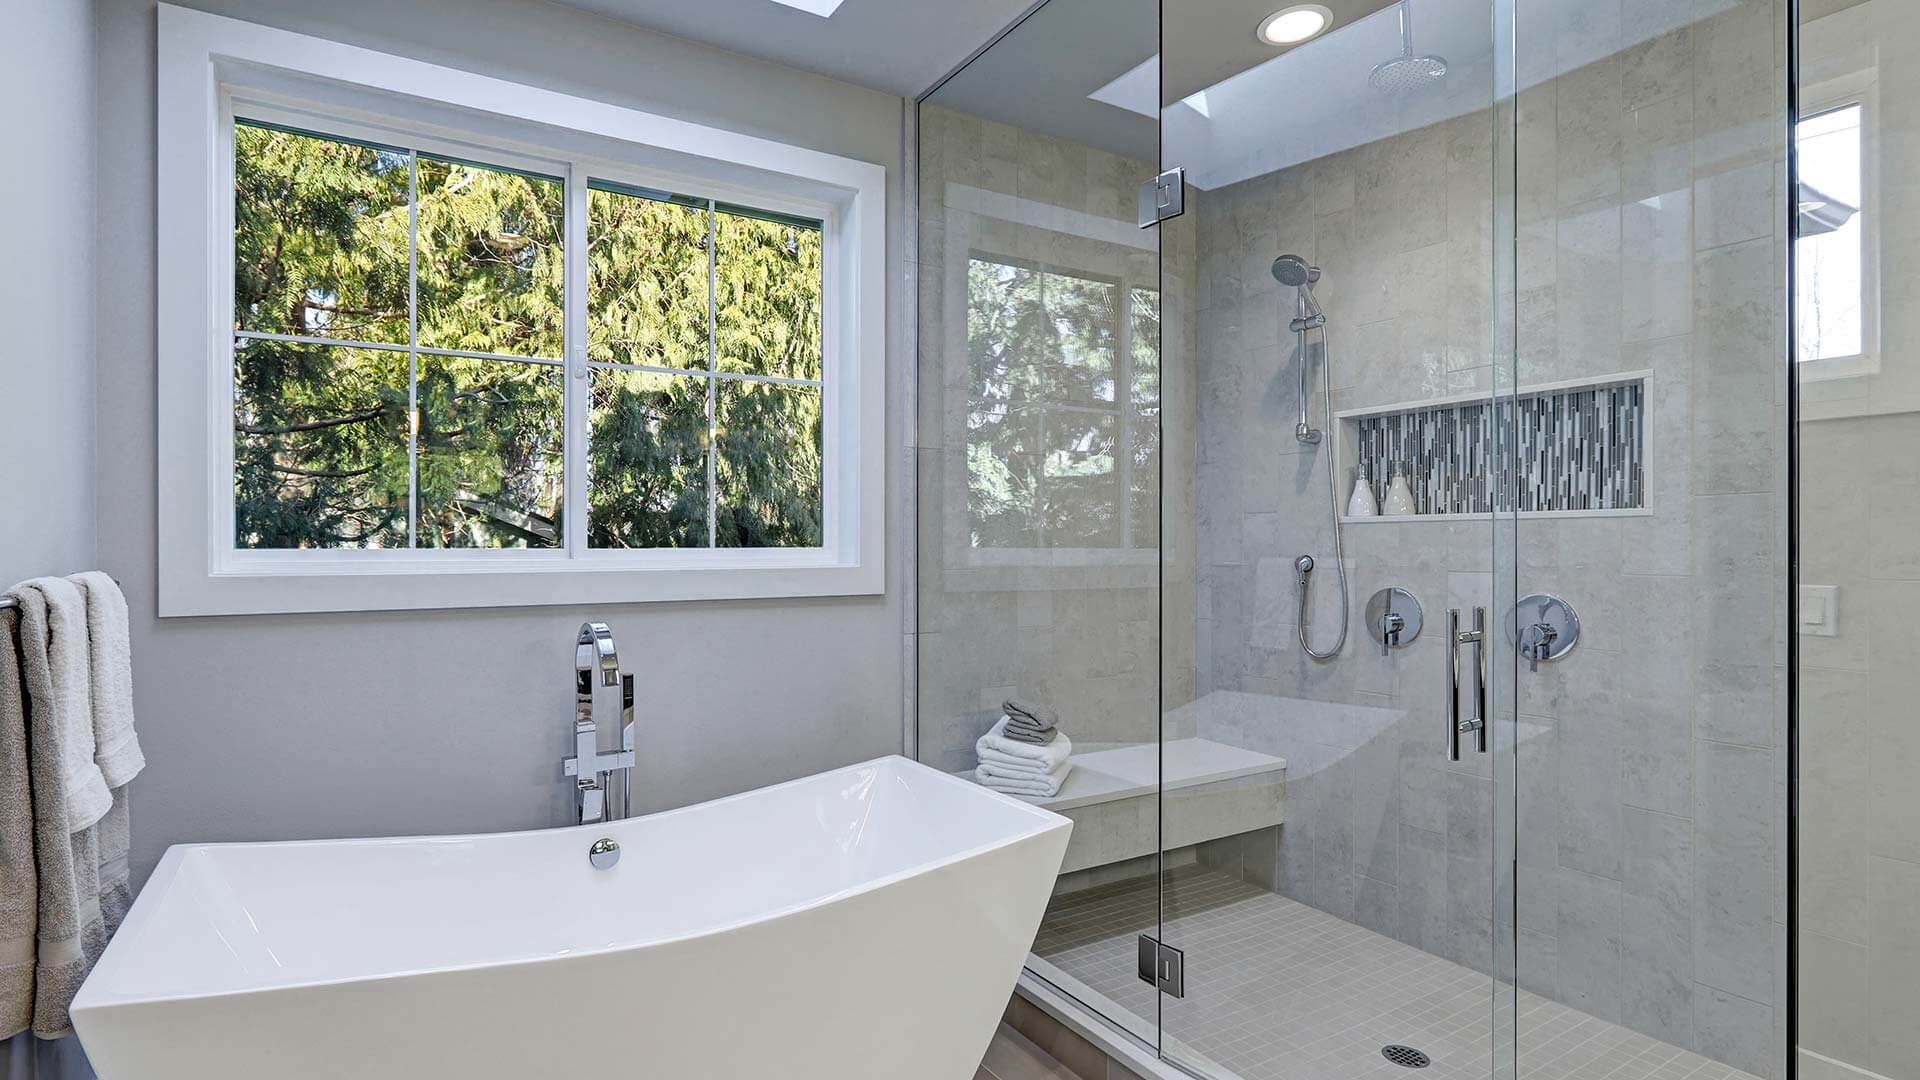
579,783,605,825
1522,622,1558,672
1378,611,1405,656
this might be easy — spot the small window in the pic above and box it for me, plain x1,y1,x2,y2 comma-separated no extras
158,7,884,614
1795,101,1873,372
965,254,1159,552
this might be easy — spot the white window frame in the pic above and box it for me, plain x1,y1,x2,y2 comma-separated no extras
157,5,885,616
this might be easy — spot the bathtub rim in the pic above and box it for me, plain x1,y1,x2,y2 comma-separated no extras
73,754,1071,1012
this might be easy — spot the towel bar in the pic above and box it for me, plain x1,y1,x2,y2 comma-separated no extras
0,576,123,610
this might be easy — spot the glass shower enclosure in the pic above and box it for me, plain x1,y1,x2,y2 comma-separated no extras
915,0,1793,1076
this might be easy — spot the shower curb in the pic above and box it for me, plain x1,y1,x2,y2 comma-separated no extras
1012,971,1244,1080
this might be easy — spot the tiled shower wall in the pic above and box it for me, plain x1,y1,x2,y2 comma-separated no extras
1190,0,1786,1074
914,103,1198,773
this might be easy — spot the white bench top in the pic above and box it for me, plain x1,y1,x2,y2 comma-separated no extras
1023,737,1287,812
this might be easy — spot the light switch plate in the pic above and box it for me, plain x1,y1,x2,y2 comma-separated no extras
1798,584,1839,637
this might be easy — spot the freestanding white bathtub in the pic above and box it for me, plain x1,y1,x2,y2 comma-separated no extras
71,756,1071,1079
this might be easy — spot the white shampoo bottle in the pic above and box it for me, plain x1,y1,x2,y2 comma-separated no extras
1348,468,1379,517
1382,470,1418,516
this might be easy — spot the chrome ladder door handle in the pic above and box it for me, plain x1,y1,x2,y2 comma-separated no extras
1470,606,1488,753
1445,608,1462,761
1445,607,1489,760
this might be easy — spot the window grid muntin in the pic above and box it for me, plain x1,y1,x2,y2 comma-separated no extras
706,196,719,548
406,146,419,546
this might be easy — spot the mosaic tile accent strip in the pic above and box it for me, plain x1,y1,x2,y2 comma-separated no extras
1352,381,1644,514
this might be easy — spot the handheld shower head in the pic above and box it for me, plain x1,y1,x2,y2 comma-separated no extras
1271,254,1317,287
1274,254,1324,327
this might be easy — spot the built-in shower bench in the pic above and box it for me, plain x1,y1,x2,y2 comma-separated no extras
1027,738,1286,874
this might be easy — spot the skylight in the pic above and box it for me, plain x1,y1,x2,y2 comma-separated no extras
1088,55,1212,121
768,0,846,15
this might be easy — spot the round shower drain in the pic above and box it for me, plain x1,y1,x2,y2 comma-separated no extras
1382,1046,1431,1069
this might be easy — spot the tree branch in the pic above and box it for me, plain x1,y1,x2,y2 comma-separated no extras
237,407,386,436
268,463,377,479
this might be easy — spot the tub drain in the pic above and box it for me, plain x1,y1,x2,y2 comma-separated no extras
1382,1046,1431,1068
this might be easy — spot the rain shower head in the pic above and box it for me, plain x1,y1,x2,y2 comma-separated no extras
1371,0,1447,95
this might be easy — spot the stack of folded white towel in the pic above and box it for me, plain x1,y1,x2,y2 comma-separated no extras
973,699,1072,800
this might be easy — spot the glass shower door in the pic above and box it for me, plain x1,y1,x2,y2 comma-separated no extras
1502,0,1790,1078
913,0,1170,1059
1155,0,1517,1075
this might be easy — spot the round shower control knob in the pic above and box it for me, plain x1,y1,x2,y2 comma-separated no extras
1364,587,1423,655
588,837,621,870
1505,593,1579,671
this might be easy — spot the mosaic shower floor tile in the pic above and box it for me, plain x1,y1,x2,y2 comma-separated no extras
1032,868,1762,1080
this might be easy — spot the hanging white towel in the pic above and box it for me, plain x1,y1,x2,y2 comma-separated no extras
8,586,114,1038
10,580,109,832
69,573,144,791
0,608,34,1038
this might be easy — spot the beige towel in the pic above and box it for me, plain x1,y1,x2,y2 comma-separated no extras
0,608,35,1038
10,587,121,1039
69,574,143,793
12,580,109,832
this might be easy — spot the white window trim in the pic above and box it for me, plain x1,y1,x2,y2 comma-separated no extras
157,5,886,616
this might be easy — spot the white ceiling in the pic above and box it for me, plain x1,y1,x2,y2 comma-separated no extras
558,0,1766,192
935,0,1748,190
541,0,1039,98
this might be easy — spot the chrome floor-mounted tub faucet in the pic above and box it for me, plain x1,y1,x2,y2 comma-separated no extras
563,622,635,825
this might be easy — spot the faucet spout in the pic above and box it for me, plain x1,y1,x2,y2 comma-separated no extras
577,622,620,690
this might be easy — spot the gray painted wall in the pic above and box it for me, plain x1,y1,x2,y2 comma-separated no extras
92,0,910,887
2,0,96,587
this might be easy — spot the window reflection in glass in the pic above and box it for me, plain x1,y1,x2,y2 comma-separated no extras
965,254,1157,551
1796,103,1865,364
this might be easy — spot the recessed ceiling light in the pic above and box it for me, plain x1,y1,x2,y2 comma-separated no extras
1257,4,1332,45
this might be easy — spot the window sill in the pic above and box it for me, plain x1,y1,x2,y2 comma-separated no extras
162,554,882,616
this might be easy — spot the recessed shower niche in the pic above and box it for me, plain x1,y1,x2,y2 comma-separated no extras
1336,372,1651,520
